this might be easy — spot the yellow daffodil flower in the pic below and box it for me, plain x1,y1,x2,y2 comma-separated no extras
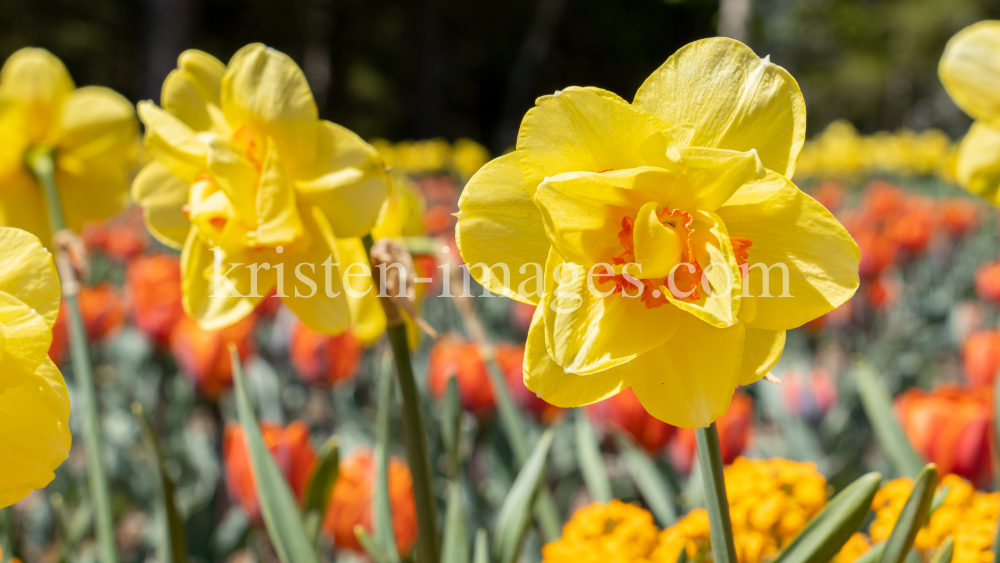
940,21,1000,204
0,227,71,507
132,45,390,334
0,48,137,243
455,38,859,428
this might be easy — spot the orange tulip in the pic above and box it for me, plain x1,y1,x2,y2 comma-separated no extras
963,330,1000,386
125,254,184,347
223,421,317,523
49,283,126,364
782,368,838,421
81,208,149,262
810,181,847,212
289,321,362,386
495,343,563,423
896,385,993,487
170,314,256,400
975,260,1000,304
323,448,418,555
587,387,675,453
671,393,754,473
427,334,494,417
941,199,980,238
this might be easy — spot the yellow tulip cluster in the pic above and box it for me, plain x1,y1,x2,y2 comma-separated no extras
795,121,957,181
543,458,840,563
866,474,1000,563
371,137,490,179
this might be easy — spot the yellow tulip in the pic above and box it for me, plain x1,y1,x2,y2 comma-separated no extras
940,21,1000,204
132,45,391,334
0,227,71,507
455,38,859,428
0,48,137,243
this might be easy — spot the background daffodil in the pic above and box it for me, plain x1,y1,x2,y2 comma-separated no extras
0,227,71,508
456,37,859,428
0,48,138,244
939,21,1000,204
132,45,391,334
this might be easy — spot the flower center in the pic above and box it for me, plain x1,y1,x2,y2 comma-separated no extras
231,125,263,173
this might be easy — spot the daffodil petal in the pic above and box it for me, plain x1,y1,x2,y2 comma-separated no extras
716,171,859,331
337,237,386,345
634,37,806,179
0,290,52,393
161,50,227,132
516,86,669,192
131,162,191,249
0,357,71,508
939,21,1000,123
523,305,627,407
739,327,784,385
456,152,551,305
541,248,683,375
221,44,319,172
0,47,74,145
0,173,50,245
956,120,1000,203
632,201,683,279
663,210,741,328
626,316,744,428
0,227,60,326
138,101,207,183
206,137,259,223
248,139,304,247
279,207,351,335
181,229,273,330
294,122,389,239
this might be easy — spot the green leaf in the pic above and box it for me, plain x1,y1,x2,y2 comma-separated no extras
493,430,555,563
442,484,470,563
483,356,561,542
230,347,322,563
856,543,885,563
375,360,402,563
356,525,392,563
774,472,882,563
853,360,926,477
930,537,953,563
696,423,737,563
929,486,951,515
614,431,677,526
878,464,939,563
473,529,490,563
132,403,188,563
575,410,612,503
302,436,340,543
441,374,463,478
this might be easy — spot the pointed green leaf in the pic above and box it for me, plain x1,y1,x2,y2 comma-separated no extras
614,431,677,526
356,525,392,563
230,347,322,563
493,430,555,563
856,543,886,563
929,486,951,515
473,529,490,563
878,464,938,563
931,537,953,563
774,472,882,563
575,410,612,503
302,436,340,543
375,360,402,563
854,360,926,477
442,484,470,563
441,374,463,478
133,403,188,563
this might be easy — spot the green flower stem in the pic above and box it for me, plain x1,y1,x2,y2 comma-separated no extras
363,234,440,563
28,148,118,563
696,422,737,563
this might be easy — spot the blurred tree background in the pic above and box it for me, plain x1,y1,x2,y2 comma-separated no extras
1,0,998,152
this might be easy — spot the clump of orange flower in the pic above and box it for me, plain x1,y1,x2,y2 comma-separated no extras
868,474,1000,563
963,330,1000,386
125,253,185,347
670,393,754,473
49,283,127,364
223,421,317,523
170,314,255,400
545,459,834,563
587,387,676,453
289,321,362,386
323,448,417,556
895,385,993,486
81,207,149,262
975,261,1000,305
427,334,495,417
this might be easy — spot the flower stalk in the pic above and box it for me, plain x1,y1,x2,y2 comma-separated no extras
27,148,118,563
696,422,738,563
363,234,440,563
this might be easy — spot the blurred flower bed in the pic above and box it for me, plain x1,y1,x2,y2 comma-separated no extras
8,129,1000,563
